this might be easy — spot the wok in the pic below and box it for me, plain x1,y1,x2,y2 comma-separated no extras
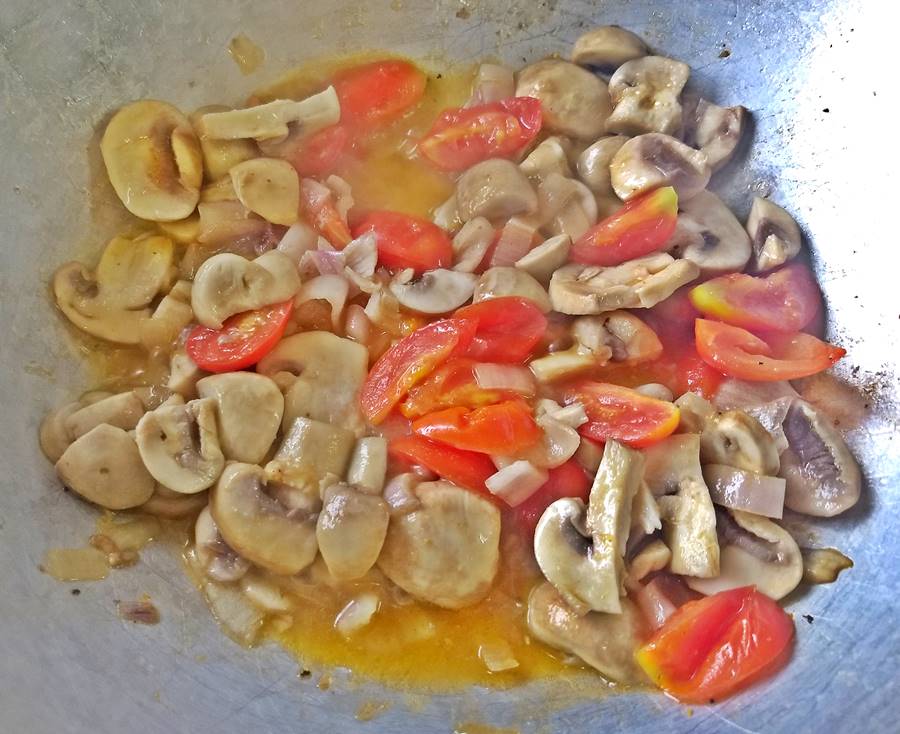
1,0,897,731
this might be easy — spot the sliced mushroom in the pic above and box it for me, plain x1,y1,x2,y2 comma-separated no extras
700,409,780,475
210,463,318,575
625,538,671,587
468,63,516,105
257,331,368,435
200,86,340,142
515,234,571,284
377,481,501,609
389,268,477,314
683,98,746,171
229,157,300,226
135,398,225,494
452,217,494,273
39,401,81,463
634,383,674,402
167,350,207,399
537,175,598,241
657,473,720,578
571,26,648,69
346,437,388,494
674,390,715,433
527,582,648,685
610,133,710,202
515,409,582,469
64,391,145,439
56,424,156,510
265,416,355,491
519,137,573,182
316,483,390,580
432,193,461,231
101,100,202,221
196,372,283,464
138,484,209,519
190,105,259,182
140,279,194,350
688,509,802,600
607,57,690,137
801,547,853,584
157,213,201,244
630,481,662,538
665,190,752,275
456,159,538,222
746,196,803,272
549,253,699,314
576,136,628,197
534,440,643,614
190,250,301,328
583,310,663,363
194,506,251,583
473,267,552,313
642,433,704,496
515,60,612,140
779,400,861,517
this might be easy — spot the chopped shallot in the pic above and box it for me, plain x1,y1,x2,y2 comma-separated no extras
334,593,380,637
490,217,536,267
478,640,519,672
276,222,319,264
344,304,371,343
474,363,536,395
485,460,548,507
296,274,349,330
703,464,786,519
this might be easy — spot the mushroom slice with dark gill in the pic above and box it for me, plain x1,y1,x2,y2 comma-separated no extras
746,196,803,272
700,409,781,476
682,98,747,171
610,133,710,202
194,506,251,583
316,483,390,581
665,190,752,275
606,56,690,136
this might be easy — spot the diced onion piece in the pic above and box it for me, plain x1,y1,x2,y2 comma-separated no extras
277,222,319,264
537,399,588,428
306,249,345,276
201,578,264,645
467,64,516,106
490,217,536,267
241,573,291,612
334,593,380,637
474,363,536,395
344,304,371,343
634,576,679,631
343,232,378,277
296,274,348,330
703,464,786,519
383,473,422,517
478,640,519,672
485,460,548,507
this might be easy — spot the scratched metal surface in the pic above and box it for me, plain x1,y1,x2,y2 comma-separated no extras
1,0,898,732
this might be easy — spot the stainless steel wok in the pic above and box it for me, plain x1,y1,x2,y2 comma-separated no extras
1,1,897,731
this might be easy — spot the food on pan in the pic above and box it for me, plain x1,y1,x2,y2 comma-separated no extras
40,26,858,703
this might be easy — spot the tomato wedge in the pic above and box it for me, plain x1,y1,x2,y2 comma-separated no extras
285,124,351,178
353,210,453,274
360,318,477,425
400,358,514,419
695,319,845,381
186,300,293,373
689,263,821,333
333,59,426,128
566,382,680,448
455,296,548,363
418,97,542,171
513,460,591,534
636,586,795,704
300,178,352,248
389,434,497,495
571,187,678,266
412,399,541,455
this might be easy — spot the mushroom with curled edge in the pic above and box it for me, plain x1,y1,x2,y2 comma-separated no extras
190,250,301,329
456,159,538,222
63,391,145,440
515,234,571,284
263,416,356,495
576,136,628,198
700,409,781,476
610,133,710,202
665,190,752,275
256,331,368,436
682,98,747,172
533,440,643,614
606,57,690,137
473,267,552,313
378,481,501,609
526,582,649,685
135,398,225,495
687,508,802,601
196,372,284,464
190,105,259,182
571,26,648,69
101,100,203,221
549,253,700,315
390,268,477,314
779,400,861,517
230,157,300,227
515,59,612,140
316,483,390,581
194,506,251,583
210,463,319,576
745,196,804,272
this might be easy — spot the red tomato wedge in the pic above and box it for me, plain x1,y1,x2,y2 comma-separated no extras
353,210,453,274
455,296,548,363
689,263,821,333
571,186,678,266
360,318,477,425
418,97,543,171
399,358,515,419
186,300,293,373
636,586,795,704
389,434,497,495
300,178,352,248
333,59,426,128
412,399,541,455
695,319,845,381
286,124,350,178
566,382,680,448
513,460,591,534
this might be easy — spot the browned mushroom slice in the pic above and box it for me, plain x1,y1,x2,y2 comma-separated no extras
746,196,803,272
610,133,710,201
456,159,538,222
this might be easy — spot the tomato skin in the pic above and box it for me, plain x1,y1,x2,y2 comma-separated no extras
566,382,680,448
360,318,478,425
186,300,293,373
412,399,541,455
353,210,454,274
636,586,795,704
333,59,426,128
454,296,548,363
286,124,350,178
389,434,497,495
571,187,678,266
695,319,845,382
689,263,821,333
400,358,514,418
513,460,591,534
418,97,543,171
